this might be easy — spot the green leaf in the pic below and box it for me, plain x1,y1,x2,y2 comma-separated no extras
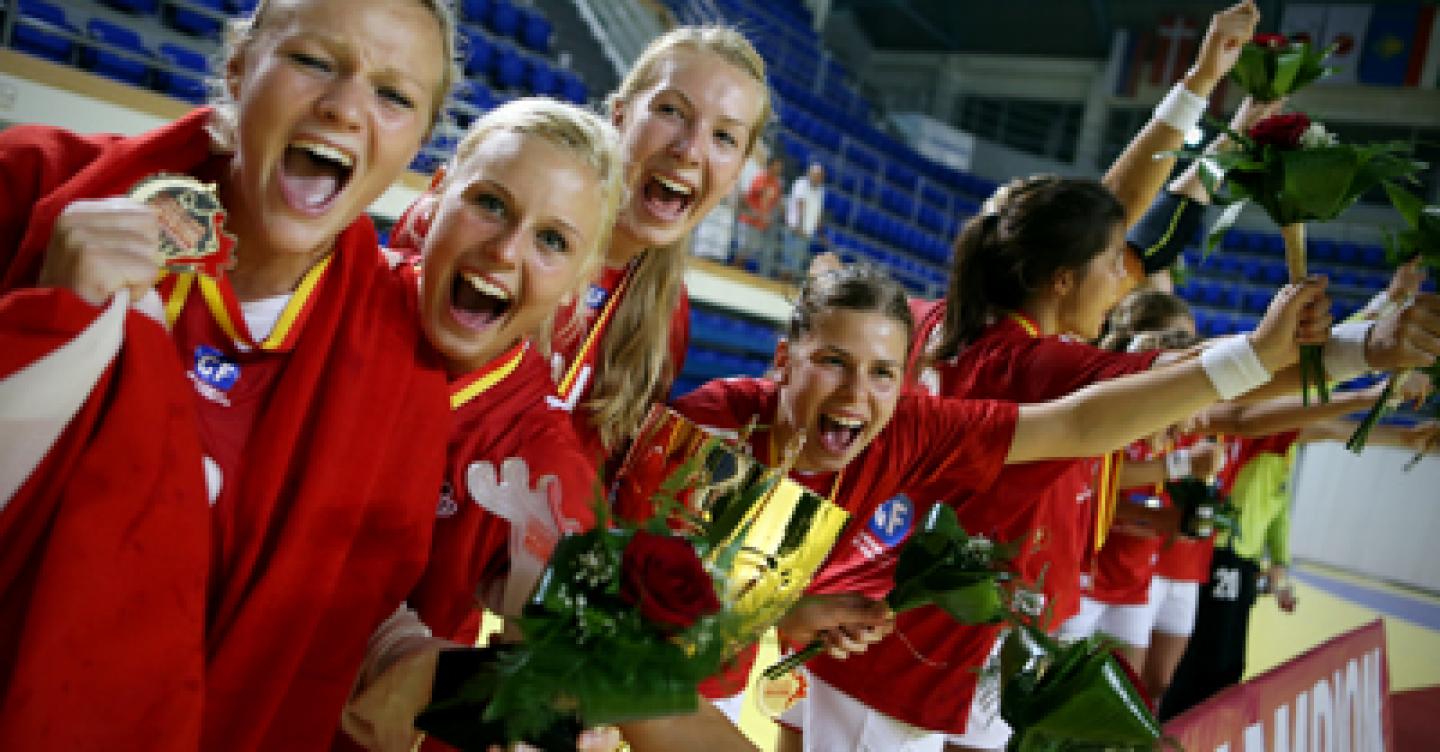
1278,147,1362,221
1206,200,1249,254
1271,48,1305,95
1385,182,1426,227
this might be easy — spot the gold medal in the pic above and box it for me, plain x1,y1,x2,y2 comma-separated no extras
128,173,236,277
753,667,808,718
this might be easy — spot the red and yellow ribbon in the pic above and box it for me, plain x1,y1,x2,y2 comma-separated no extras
160,256,332,352
556,264,635,398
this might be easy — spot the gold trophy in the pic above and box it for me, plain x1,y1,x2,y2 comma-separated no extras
613,406,850,657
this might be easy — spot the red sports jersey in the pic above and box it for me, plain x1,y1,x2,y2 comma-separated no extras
0,288,209,751
1154,536,1214,582
408,343,599,640
1217,431,1301,495
0,111,451,750
813,304,1158,734
672,376,1018,695
1088,440,1166,605
550,263,691,463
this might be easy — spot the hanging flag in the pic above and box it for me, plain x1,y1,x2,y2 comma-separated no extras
1149,14,1200,86
1112,29,1149,98
1408,5,1439,87
1358,4,1426,86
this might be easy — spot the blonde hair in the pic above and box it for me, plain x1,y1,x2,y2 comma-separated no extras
588,26,770,451
439,97,627,352
208,0,460,145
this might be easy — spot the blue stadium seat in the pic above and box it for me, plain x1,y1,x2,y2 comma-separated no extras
1310,238,1338,263
465,78,495,110
168,0,225,36
1359,243,1385,268
225,0,259,15
823,191,852,226
155,42,208,103
920,182,947,208
104,0,160,14
486,0,521,39
81,18,152,86
1336,242,1360,265
409,152,443,175
489,46,526,90
559,70,587,105
14,0,79,64
517,8,552,53
1242,288,1270,314
527,58,560,97
461,0,492,25
461,27,494,77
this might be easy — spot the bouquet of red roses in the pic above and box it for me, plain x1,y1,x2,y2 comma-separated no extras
1229,33,1334,102
1175,111,1424,404
417,408,849,748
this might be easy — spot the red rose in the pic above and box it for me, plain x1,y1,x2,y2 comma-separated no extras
1247,112,1311,150
1252,32,1288,49
620,531,722,631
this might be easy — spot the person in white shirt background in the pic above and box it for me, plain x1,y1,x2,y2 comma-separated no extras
783,161,826,283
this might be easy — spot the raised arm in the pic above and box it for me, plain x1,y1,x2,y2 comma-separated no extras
1191,379,1394,436
1103,1,1259,229
1007,279,1326,463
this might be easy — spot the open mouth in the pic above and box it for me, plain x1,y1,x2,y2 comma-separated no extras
640,173,694,222
449,269,512,332
277,139,354,215
816,413,865,455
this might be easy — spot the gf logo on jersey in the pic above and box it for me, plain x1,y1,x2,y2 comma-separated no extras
194,345,239,391
867,494,915,547
584,284,608,310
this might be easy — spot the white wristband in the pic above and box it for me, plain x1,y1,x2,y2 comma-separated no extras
1166,449,1193,480
1200,335,1272,400
1322,320,1374,383
1154,84,1207,134
1359,291,1401,321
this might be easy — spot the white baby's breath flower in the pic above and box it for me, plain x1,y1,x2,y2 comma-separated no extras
1300,121,1339,149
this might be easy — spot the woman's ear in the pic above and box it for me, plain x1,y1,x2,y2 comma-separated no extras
773,338,791,385
224,41,249,101
1051,267,1076,298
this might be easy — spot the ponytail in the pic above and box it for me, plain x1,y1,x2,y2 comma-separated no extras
932,176,1125,361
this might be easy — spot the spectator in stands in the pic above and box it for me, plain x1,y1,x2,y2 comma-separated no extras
0,0,461,749
734,156,784,272
782,161,825,283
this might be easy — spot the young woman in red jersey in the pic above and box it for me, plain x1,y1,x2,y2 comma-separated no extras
1054,294,1219,693
335,98,631,752
675,258,1327,743
0,1,461,748
549,26,772,465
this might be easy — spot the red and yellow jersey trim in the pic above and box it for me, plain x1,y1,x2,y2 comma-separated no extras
450,341,529,410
